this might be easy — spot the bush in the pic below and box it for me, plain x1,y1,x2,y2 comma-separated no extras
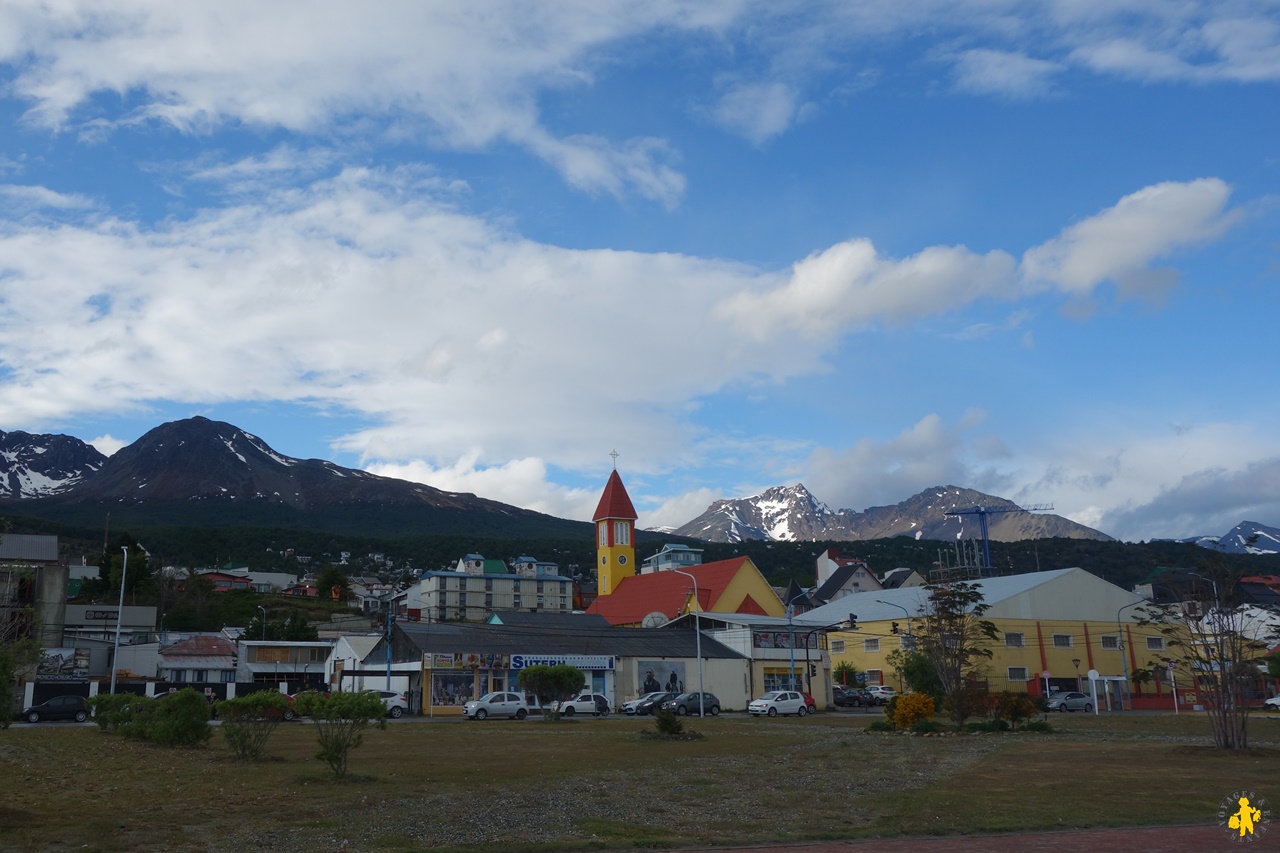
992,692,1042,730
295,690,387,778
866,720,895,733
964,718,1011,733
882,695,898,721
892,693,935,731
217,691,291,761
942,688,990,728
912,719,945,734
127,689,212,748
86,693,141,733
654,708,684,736
1023,719,1054,733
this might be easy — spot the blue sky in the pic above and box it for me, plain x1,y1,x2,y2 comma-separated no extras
1,2,1277,542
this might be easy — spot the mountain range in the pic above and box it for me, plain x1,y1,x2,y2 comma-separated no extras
0,418,1274,556
672,483,1114,544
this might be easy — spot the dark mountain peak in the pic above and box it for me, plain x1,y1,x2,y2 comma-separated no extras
0,428,107,498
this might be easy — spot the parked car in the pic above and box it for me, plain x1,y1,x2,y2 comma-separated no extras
463,691,529,720
1264,696,1280,711
22,694,88,723
368,689,410,718
801,692,817,713
865,685,897,705
555,693,611,716
659,691,720,716
833,686,872,707
622,691,674,716
748,690,808,717
1045,691,1093,713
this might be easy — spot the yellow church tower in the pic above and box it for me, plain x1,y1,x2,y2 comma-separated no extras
593,463,637,597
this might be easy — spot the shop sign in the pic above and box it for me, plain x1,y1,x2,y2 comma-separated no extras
511,654,615,671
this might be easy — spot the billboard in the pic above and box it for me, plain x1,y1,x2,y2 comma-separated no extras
638,660,686,695
37,647,90,680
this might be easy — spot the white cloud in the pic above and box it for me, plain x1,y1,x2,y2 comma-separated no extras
952,49,1061,98
709,81,801,144
87,433,127,456
1020,178,1239,298
0,184,95,210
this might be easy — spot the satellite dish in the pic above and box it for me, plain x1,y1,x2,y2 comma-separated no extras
641,611,669,628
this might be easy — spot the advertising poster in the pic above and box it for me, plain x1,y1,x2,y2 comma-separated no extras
638,660,685,695
37,647,89,680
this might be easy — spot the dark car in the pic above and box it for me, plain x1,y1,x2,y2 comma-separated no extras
626,691,676,716
660,691,720,716
22,694,88,723
833,686,874,707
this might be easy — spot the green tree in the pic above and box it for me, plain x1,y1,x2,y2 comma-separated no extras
517,664,585,720
245,610,318,642
315,565,351,603
832,660,860,686
915,581,999,728
294,690,387,778
102,534,152,598
884,648,944,702
216,691,291,761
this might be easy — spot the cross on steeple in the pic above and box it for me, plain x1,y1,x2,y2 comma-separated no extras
609,449,619,470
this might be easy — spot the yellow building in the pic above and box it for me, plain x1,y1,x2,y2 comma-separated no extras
801,567,1180,709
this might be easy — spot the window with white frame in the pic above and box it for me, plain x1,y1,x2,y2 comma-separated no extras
866,669,883,685
613,521,631,545
901,634,916,651
1007,666,1029,681
863,638,880,653
830,639,846,654
1101,635,1119,650
1146,636,1165,651
597,522,608,547
1005,632,1025,648
1052,634,1073,648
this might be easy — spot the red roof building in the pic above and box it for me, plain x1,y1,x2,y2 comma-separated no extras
586,556,785,627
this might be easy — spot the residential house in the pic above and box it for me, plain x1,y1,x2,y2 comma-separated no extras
236,639,334,687
639,543,704,575
159,634,237,684
810,547,882,604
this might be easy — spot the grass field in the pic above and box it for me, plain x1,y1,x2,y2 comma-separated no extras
2,710,1277,852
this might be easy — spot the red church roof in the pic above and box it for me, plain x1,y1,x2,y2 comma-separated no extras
592,469,637,522
586,557,756,625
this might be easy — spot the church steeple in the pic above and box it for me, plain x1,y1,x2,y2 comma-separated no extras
593,466,637,597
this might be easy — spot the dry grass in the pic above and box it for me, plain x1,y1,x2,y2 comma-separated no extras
2,711,1277,851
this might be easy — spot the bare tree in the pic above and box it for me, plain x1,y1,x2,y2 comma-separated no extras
914,581,999,727
1138,564,1275,750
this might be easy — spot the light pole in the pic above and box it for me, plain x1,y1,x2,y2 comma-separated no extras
1072,658,1081,691
875,599,913,691
670,568,704,717
109,546,128,695
257,605,267,641
1116,600,1143,711
785,591,809,692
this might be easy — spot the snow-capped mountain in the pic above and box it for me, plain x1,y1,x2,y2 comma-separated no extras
1196,521,1280,555
674,484,1114,544
0,429,107,498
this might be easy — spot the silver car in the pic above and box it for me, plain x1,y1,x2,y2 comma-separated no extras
1045,691,1093,712
463,691,529,720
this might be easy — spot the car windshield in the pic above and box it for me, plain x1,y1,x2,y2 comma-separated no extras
759,692,781,700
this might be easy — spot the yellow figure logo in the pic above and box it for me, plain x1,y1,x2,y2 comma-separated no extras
1230,796,1262,838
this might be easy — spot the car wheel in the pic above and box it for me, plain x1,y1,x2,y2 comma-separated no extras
74,710,88,723
389,706,403,718
563,706,575,717
797,705,807,717
1058,705,1066,712
475,708,487,720
710,706,720,716
283,709,296,721
675,705,687,716
26,711,39,723
515,708,527,720
767,707,778,717
1084,704,1093,713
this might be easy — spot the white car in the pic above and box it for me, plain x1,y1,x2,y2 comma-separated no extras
554,693,611,717
463,691,529,720
865,685,897,705
369,689,410,718
1263,696,1280,711
748,690,809,717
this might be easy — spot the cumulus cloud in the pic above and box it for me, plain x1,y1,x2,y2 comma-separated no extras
87,433,127,456
708,81,801,144
1020,178,1239,299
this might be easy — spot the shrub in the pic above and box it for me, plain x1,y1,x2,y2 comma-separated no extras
654,708,684,736
295,690,387,778
964,718,1011,733
217,691,291,761
882,695,898,721
85,693,140,733
892,693,935,731
912,719,945,734
992,691,1042,730
129,689,212,748
942,688,989,728
866,720,895,733
1023,719,1054,733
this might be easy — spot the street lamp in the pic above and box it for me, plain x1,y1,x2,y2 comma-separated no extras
670,568,705,717
257,605,268,641
109,546,129,695
785,591,810,692
875,599,914,692
1116,600,1143,711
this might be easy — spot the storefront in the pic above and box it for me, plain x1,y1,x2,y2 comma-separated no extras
421,651,616,715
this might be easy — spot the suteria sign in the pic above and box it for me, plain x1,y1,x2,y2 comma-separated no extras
511,654,615,671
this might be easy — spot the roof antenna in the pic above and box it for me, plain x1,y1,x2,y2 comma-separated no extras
610,449,619,470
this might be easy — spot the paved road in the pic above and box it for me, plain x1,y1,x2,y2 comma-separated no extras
689,824,1253,852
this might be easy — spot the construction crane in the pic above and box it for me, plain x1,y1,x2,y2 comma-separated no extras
944,503,1054,571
